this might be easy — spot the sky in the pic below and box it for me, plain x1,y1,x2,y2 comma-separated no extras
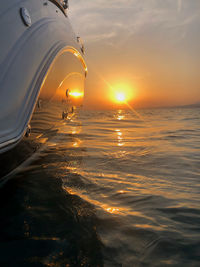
69,0,200,109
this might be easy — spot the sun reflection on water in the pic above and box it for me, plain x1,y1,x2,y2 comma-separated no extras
105,207,120,214
60,111,144,218
118,190,125,194
73,140,81,147
63,186,121,215
115,128,125,147
71,128,80,135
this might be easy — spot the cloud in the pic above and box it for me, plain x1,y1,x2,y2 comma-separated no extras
177,0,182,13
69,0,200,47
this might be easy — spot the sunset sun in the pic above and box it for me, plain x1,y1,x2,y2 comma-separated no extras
116,92,126,102
110,83,135,105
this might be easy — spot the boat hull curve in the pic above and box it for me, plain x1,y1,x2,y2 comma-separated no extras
0,0,87,155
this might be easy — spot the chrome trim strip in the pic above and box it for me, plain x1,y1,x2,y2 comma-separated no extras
0,133,23,154
48,0,67,17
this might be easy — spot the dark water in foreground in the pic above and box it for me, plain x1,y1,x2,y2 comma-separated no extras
0,108,200,266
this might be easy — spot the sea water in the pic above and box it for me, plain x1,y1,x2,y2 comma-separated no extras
0,107,200,266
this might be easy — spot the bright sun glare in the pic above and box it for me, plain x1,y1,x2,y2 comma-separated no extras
110,83,135,105
116,92,126,102
69,91,83,98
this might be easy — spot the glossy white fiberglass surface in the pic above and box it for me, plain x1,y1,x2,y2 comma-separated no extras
0,0,86,153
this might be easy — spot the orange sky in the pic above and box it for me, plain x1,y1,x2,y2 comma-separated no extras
69,0,200,109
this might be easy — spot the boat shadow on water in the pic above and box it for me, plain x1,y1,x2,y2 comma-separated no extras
0,148,104,267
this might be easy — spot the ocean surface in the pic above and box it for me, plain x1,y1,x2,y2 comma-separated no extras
0,107,200,266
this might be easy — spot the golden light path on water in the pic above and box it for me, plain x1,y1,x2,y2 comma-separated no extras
67,118,188,221
58,118,124,215
59,110,197,233
60,111,148,217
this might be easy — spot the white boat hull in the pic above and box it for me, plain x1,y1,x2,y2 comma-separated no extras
0,0,87,155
